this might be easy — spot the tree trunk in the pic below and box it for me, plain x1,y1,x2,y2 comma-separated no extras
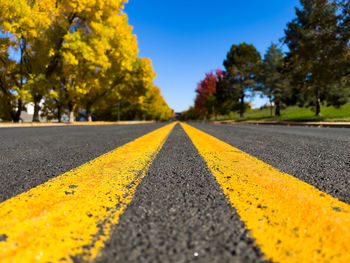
269,96,273,117
1,84,17,122
13,99,22,123
57,103,62,123
32,95,42,122
315,89,321,116
212,105,216,120
275,99,281,117
239,95,245,117
68,102,75,123
69,111,74,122
86,106,92,122
32,104,40,122
117,100,121,121
14,40,25,123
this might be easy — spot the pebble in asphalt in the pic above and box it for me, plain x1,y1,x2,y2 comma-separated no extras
95,124,267,263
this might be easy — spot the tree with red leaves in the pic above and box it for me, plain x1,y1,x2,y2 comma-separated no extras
194,70,223,118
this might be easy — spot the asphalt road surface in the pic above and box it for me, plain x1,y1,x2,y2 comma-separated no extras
191,123,350,204
0,123,165,202
1,122,349,262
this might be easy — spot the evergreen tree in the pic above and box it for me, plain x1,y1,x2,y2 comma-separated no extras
284,0,347,116
260,43,288,116
338,0,350,82
223,43,261,117
215,71,239,115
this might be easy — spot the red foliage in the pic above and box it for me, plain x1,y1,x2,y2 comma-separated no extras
194,70,223,116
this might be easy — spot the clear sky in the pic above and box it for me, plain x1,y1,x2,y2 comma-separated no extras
125,0,300,112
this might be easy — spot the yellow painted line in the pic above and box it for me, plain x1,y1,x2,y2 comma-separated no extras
0,122,176,263
181,123,350,263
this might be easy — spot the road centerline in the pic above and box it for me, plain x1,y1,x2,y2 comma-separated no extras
182,122,350,263
95,123,266,263
0,122,176,263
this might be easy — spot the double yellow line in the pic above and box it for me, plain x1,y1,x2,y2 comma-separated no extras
182,123,350,263
1,122,350,262
0,123,176,262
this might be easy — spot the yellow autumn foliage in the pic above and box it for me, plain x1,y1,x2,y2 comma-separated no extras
0,0,172,122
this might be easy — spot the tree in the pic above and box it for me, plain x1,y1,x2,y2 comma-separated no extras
141,85,173,121
194,70,222,118
338,0,350,96
224,43,261,117
0,0,171,123
284,0,347,116
259,43,289,116
92,58,172,121
0,0,55,122
0,37,17,121
182,106,198,121
60,2,138,122
214,71,239,115
338,1,350,54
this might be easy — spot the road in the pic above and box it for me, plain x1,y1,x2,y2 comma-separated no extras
191,123,350,204
0,122,350,262
0,123,165,202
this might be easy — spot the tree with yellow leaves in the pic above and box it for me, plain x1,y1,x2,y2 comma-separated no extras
0,37,16,121
0,0,56,121
142,85,173,121
93,58,172,121
62,8,138,121
0,0,172,122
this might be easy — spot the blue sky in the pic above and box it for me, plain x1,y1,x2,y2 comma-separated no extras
125,0,300,112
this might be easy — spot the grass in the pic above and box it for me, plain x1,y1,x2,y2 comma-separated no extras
216,103,350,122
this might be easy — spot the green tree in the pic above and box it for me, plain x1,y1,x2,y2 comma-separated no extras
182,106,198,121
223,43,261,117
284,0,347,116
338,0,350,92
259,43,289,116
214,71,239,115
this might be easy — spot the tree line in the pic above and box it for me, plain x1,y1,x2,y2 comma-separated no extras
183,0,350,120
0,0,173,122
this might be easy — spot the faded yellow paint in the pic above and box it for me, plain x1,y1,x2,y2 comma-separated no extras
0,122,176,263
182,123,350,263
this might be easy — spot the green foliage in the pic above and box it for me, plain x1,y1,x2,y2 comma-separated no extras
182,106,198,121
214,72,239,115
259,43,290,116
186,0,350,121
284,0,348,116
218,103,350,122
223,43,261,117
